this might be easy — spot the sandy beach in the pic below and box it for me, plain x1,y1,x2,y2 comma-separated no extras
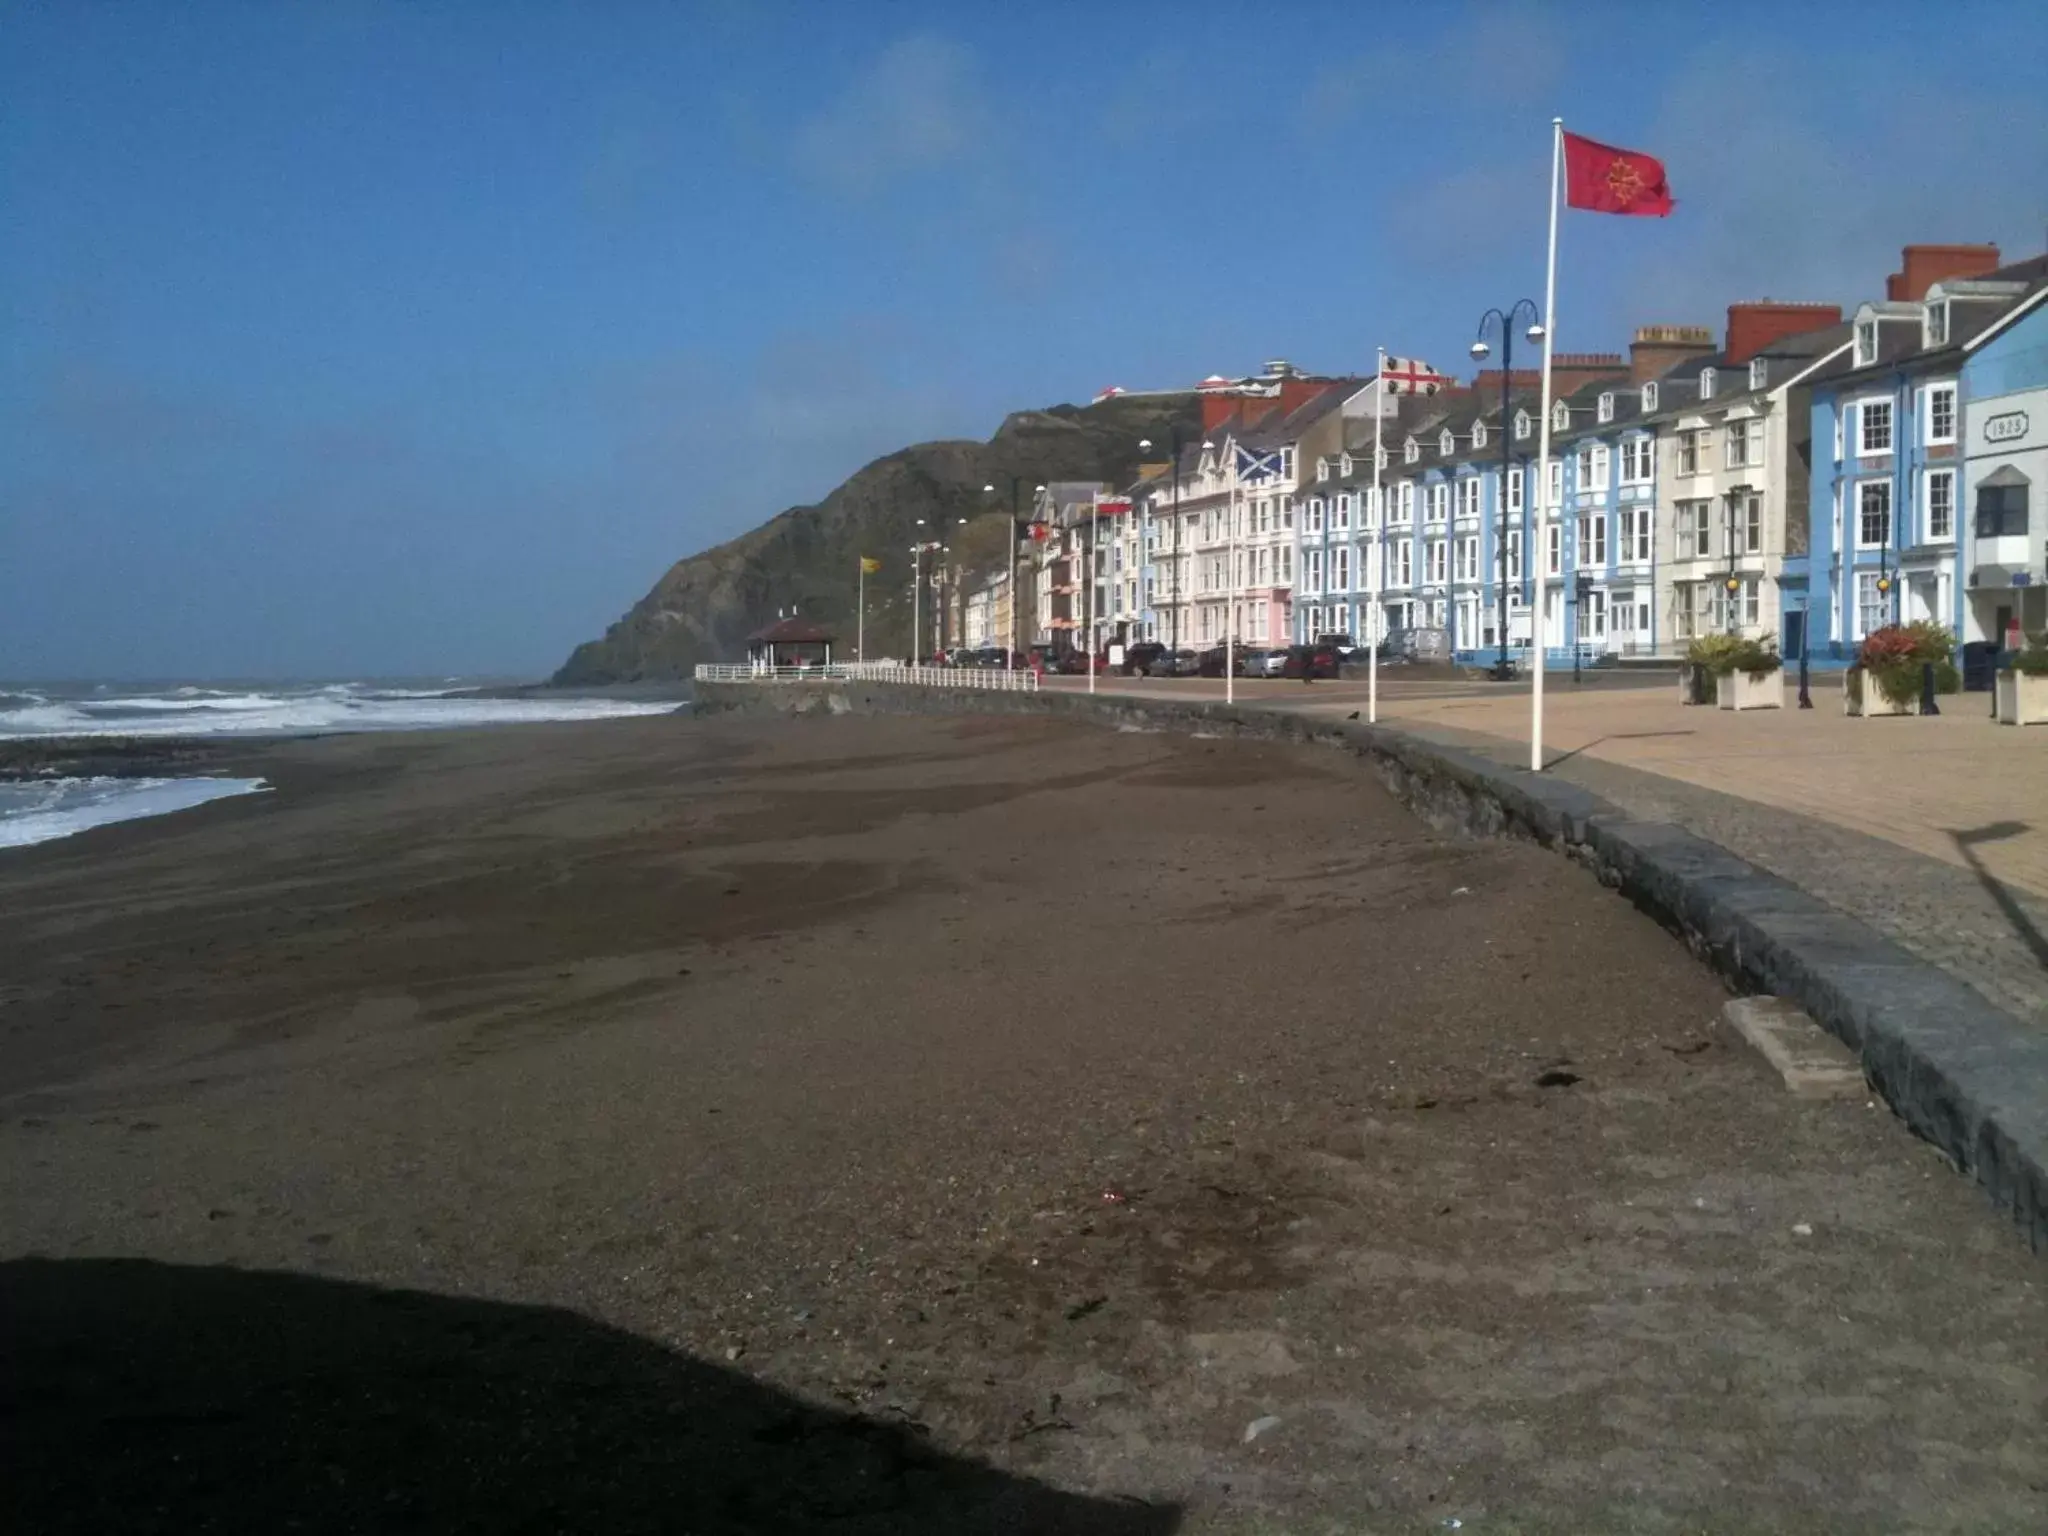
3,712,2043,1532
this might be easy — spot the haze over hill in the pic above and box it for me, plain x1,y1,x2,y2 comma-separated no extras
553,393,1199,684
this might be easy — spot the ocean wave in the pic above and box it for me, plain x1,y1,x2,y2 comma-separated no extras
0,776,270,848
0,682,680,740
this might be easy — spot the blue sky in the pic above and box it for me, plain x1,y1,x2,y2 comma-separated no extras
4,0,2044,680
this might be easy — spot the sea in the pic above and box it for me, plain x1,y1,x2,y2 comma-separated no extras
0,678,683,850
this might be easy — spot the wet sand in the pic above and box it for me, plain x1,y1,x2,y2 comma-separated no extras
2,713,2043,1532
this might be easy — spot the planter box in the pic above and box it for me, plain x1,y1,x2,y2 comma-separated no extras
1844,667,1913,717
1996,669,2048,725
1678,663,1715,706
1716,667,1783,710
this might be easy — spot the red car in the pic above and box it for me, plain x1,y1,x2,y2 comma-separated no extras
1279,644,1341,680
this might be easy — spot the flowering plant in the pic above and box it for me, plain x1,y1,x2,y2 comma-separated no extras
1854,621,1957,706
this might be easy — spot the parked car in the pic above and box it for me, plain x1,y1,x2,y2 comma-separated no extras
1280,643,1342,680
1121,641,1167,677
1155,647,1200,677
1196,645,1231,677
1234,647,1271,677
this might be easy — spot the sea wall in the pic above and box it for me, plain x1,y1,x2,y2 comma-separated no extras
694,679,2048,1252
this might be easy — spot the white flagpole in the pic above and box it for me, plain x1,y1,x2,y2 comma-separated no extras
1370,347,1385,724
1531,117,1563,773
1089,495,1099,694
1226,446,1238,705
857,561,866,661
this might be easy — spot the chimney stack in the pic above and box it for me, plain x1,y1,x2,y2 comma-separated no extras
1630,325,1715,384
1887,244,2001,303
1723,302,1842,365
1547,353,1629,397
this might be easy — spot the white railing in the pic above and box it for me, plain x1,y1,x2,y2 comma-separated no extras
693,662,1039,692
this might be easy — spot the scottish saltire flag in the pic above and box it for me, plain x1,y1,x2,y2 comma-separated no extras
1381,357,1449,395
1235,445,1284,482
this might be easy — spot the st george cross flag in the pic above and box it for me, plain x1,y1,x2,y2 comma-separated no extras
1380,356,1449,395
1562,131,1675,216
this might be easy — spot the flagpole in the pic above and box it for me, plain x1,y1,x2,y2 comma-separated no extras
1370,347,1385,724
1226,446,1237,706
1531,117,1563,773
857,560,865,661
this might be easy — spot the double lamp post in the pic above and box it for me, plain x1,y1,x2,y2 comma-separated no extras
1469,301,1545,681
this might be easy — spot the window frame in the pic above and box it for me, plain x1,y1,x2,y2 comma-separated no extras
1926,467,1954,541
1925,382,1956,447
1856,478,1893,550
1857,397,1893,456
1455,475,1480,520
1976,479,2030,538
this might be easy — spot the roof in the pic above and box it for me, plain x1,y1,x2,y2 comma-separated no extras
747,617,836,645
1821,253,2048,391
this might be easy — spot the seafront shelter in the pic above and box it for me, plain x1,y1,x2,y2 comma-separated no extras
746,618,835,668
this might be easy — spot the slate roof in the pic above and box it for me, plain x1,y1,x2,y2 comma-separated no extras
748,617,836,645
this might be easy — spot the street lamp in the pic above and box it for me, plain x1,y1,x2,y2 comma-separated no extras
1572,571,1594,685
986,477,1046,669
1471,302,1545,680
1140,426,1186,650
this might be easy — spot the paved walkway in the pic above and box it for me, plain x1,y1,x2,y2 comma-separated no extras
1042,672,2048,1031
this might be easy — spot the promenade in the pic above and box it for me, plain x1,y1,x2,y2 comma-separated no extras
1043,670,2048,1029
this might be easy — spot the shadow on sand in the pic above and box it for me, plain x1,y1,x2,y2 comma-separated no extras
1,1257,1180,1534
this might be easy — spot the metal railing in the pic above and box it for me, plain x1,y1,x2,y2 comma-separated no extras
693,662,1039,692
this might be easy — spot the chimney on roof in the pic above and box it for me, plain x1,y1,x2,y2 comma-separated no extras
1630,324,1715,384
1723,302,1842,365
1472,368,1541,398
1547,353,1629,396
1277,374,1340,418
1887,243,2001,303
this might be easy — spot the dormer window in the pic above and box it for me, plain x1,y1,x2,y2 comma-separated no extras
1854,319,1877,367
1514,410,1531,440
1438,429,1454,456
1699,367,1717,399
1749,358,1768,391
1640,382,1658,412
1340,453,1353,476
1926,301,1949,348
1471,420,1487,450
1403,437,1419,464
1552,400,1568,430
1316,457,1330,482
1597,392,1615,423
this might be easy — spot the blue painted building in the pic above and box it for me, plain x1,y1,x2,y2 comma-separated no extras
1808,251,2048,655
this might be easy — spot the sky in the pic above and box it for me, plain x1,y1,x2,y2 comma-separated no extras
4,0,2045,680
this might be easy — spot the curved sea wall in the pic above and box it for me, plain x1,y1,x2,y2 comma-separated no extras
695,678,2048,1253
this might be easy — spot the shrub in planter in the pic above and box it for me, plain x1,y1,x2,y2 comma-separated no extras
1856,621,1960,708
1999,632,2048,725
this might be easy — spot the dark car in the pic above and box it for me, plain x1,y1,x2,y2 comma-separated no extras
1151,647,1197,677
1196,645,1231,677
1280,644,1342,680
1121,641,1167,677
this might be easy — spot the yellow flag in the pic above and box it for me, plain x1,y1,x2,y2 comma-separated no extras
860,556,882,573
